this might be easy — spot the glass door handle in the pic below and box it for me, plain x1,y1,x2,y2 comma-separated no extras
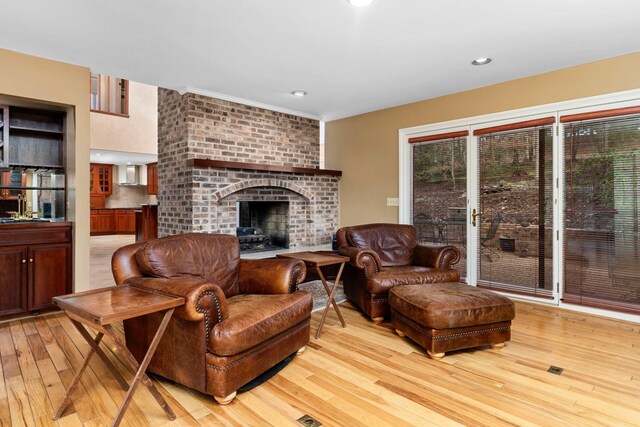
472,209,482,227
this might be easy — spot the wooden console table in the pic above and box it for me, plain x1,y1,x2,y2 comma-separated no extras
52,285,184,426
277,251,349,338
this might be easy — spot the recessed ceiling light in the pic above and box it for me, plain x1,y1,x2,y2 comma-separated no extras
290,90,307,97
472,57,492,66
348,0,374,7
96,153,101,157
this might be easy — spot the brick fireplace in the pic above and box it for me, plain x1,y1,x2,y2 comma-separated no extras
157,89,340,248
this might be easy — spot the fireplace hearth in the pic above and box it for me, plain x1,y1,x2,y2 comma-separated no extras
237,201,289,252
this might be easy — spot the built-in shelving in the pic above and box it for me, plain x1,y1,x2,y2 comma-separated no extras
7,107,65,169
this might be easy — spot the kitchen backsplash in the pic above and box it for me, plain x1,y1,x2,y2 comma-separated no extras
105,184,157,208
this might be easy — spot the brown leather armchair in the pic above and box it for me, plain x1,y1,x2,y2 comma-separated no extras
111,233,311,405
337,223,460,323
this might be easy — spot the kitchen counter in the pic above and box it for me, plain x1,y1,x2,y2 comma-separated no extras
91,207,140,210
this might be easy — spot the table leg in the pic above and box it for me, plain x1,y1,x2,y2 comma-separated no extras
104,308,177,427
315,263,346,339
69,319,129,391
53,330,104,419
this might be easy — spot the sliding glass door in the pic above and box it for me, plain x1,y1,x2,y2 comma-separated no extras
406,100,640,314
411,132,468,279
474,120,555,298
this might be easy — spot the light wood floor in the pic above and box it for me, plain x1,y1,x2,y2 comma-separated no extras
2,236,639,426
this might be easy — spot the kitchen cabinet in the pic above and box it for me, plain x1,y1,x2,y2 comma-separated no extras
90,194,106,209
146,162,158,195
90,208,135,235
90,209,115,235
90,163,113,195
115,209,135,233
0,223,72,318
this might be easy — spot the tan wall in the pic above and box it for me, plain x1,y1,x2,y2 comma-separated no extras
0,48,91,291
325,52,640,227
90,81,158,154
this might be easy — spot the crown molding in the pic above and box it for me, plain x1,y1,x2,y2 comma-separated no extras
176,86,321,121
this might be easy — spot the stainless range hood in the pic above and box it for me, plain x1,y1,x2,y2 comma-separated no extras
117,164,147,186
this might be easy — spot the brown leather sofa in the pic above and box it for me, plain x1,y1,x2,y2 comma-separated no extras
337,223,460,323
111,233,311,405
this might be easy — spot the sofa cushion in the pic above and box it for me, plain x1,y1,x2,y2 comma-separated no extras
389,282,515,329
209,291,312,356
345,223,417,267
136,233,241,297
366,266,460,294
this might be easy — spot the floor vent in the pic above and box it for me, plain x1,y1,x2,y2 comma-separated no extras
297,414,322,427
547,366,564,375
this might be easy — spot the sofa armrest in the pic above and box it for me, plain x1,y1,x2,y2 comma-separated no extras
239,258,307,294
413,244,461,269
339,246,383,274
124,277,228,326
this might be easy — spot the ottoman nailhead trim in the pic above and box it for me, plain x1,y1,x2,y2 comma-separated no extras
392,310,510,340
431,325,511,340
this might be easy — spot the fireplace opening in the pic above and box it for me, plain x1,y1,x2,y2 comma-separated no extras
237,201,289,252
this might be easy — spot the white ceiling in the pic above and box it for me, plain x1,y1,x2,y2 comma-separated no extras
2,0,640,121
90,150,156,166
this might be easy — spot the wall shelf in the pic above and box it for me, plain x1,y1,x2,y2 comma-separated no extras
186,158,342,177
9,126,64,136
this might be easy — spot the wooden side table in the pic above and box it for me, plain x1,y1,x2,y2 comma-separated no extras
277,251,349,338
52,285,185,427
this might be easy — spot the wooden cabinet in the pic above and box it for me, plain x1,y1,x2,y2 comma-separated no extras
90,194,106,209
90,209,115,235
115,209,135,233
29,244,71,311
90,209,135,235
0,223,72,319
90,163,113,195
0,246,27,317
96,210,114,233
147,162,158,195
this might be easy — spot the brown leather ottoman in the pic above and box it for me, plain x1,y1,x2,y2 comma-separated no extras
389,282,515,360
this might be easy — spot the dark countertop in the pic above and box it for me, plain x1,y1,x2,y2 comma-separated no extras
0,220,72,228
91,207,140,210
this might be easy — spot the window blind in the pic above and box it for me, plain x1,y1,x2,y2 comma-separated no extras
562,112,640,314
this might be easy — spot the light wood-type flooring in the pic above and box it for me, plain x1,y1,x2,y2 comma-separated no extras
1,235,638,426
